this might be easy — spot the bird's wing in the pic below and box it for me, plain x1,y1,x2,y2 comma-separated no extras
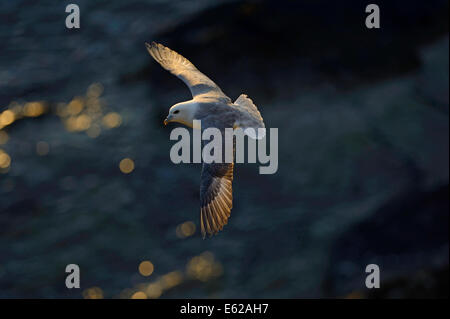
200,161,234,238
233,94,265,139
146,42,230,101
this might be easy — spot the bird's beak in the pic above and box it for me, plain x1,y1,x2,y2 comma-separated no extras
164,114,172,126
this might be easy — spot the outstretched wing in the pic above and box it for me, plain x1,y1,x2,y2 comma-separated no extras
146,42,229,101
200,162,234,238
233,94,265,139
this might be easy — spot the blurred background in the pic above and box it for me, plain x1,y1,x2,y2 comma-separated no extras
0,0,448,298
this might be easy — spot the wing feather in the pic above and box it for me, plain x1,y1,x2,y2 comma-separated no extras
233,94,265,139
211,200,227,226
200,162,234,238
146,42,230,101
200,209,206,237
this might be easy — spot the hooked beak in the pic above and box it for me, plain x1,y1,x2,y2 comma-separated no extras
164,115,172,126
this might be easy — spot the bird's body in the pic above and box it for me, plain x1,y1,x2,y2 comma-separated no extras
146,42,265,238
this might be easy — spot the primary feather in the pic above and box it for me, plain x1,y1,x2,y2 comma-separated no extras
145,42,230,102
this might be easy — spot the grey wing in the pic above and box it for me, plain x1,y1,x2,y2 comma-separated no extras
200,162,234,238
233,94,265,139
146,42,230,101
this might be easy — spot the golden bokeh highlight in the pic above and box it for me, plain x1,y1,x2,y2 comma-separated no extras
124,251,223,299
67,98,84,116
119,158,135,174
0,110,15,126
176,221,196,238
1,81,230,299
87,83,104,98
102,112,122,128
23,102,46,117
82,287,104,299
75,114,91,131
51,83,122,138
85,98,102,114
138,261,154,277
145,283,163,299
64,115,92,132
64,117,77,132
0,150,11,169
0,82,124,187
0,100,47,132
160,271,183,290
131,291,147,299
186,252,223,282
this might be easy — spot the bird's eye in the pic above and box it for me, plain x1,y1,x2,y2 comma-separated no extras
173,110,180,114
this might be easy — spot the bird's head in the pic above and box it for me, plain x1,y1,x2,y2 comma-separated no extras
164,100,198,128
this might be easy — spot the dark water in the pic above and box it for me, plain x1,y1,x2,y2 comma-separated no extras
0,0,448,298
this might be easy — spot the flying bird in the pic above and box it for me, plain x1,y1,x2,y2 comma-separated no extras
145,42,265,238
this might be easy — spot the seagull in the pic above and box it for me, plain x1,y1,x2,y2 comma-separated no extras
145,42,265,238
